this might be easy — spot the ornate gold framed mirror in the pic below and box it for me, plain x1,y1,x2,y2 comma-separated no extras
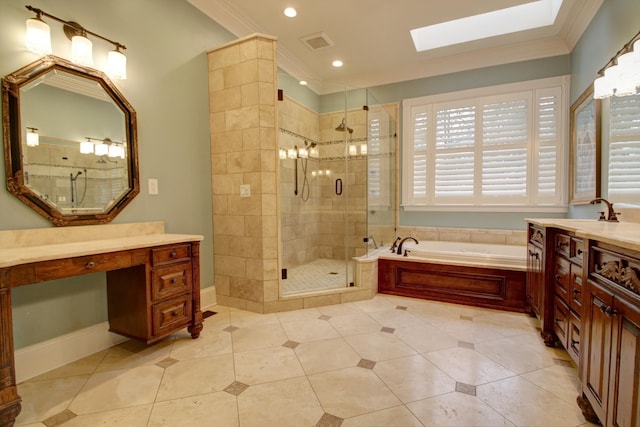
2,55,139,226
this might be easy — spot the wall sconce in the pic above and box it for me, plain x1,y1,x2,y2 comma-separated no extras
594,29,640,99
26,127,39,147
82,137,125,158
24,5,127,80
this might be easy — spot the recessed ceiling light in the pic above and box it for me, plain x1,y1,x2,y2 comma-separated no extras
284,7,297,18
410,0,563,51
332,60,343,68
299,80,308,85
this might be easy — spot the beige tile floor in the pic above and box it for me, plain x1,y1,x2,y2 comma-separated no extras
15,294,600,427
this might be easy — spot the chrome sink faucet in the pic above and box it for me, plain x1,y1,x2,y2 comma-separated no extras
396,237,418,255
590,198,619,222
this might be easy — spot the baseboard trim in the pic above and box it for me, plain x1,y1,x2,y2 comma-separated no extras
15,286,217,383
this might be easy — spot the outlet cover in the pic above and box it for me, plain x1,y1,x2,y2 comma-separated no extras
240,184,251,198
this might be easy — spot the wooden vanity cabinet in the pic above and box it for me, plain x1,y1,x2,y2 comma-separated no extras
581,241,640,427
106,243,196,343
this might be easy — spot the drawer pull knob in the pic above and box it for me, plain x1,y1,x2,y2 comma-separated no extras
555,274,563,280
557,241,568,248
85,261,96,269
576,249,583,255
599,303,618,317
571,339,579,346
554,318,562,323
170,252,177,258
171,278,178,284
171,310,179,317
573,289,581,295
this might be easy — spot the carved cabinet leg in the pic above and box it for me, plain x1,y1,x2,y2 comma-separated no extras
0,286,21,426
576,394,601,425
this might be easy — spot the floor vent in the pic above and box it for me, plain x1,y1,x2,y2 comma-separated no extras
300,32,335,51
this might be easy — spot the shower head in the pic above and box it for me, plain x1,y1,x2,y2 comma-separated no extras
335,118,353,134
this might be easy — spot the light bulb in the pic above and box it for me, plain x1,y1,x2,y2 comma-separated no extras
71,35,93,66
80,139,94,154
94,142,108,156
107,49,127,80
25,17,51,55
26,128,39,147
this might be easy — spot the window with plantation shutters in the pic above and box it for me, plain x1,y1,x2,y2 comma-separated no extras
402,76,568,211
608,94,640,202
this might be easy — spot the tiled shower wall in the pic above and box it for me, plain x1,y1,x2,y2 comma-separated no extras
208,35,280,312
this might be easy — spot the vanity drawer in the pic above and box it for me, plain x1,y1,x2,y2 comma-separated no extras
152,244,191,266
152,294,192,337
571,238,584,265
555,233,570,258
554,256,571,303
36,251,132,281
570,263,583,314
151,262,192,301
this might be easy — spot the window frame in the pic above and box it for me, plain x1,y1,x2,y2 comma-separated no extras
401,75,570,212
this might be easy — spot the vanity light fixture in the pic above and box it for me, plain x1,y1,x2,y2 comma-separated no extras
298,147,309,158
593,29,640,99
24,5,128,79
279,148,288,159
25,9,51,55
360,143,368,155
25,127,39,147
287,148,297,159
348,144,357,156
83,137,125,158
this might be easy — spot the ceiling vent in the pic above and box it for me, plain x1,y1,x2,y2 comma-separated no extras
300,32,335,51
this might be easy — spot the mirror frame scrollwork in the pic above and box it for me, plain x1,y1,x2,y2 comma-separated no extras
2,55,139,226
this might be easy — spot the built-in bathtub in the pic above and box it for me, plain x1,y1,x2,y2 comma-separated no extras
356,241,528,312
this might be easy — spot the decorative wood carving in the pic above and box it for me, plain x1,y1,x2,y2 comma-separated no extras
531,229,545,245
595,260,640,296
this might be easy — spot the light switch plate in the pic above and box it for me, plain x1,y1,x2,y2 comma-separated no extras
240,184,251,198
148,178,158,195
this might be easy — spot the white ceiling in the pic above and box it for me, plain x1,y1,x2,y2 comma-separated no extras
188,0,603,94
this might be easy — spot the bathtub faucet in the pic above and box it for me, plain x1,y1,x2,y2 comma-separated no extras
590,198,619,222
397,237,418,255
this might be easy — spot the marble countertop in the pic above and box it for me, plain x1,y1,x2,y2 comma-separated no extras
526,218,640,252
0,233,203,269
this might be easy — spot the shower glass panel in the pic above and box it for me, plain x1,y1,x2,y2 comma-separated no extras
365,91,398,255
278,77,366,296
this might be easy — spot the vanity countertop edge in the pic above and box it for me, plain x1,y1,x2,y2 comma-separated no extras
526,218,640,251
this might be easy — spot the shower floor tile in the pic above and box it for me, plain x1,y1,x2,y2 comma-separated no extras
281,258,353,295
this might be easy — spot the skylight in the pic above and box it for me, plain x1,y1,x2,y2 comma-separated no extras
410,0,563,52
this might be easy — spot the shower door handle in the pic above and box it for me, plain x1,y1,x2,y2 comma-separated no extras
335,178,343,195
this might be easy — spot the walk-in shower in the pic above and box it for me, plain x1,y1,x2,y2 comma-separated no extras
278,85,397,296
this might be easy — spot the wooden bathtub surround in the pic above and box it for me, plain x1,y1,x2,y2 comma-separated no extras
378,258,527,312
526,218,640,427
0,222,204,426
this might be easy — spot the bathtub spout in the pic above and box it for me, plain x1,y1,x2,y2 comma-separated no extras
397,237,418,255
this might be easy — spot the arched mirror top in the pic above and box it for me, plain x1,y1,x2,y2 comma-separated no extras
2,55,139,226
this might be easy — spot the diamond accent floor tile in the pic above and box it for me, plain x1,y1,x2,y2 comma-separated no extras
456,382,477,396
43,409,77,426
224,381,250,396
357,359,376,370
283,340,300,349
156,357,178,369
224,325,240,333
316,412,344,427
458,341,475,350
460,315,474,321
319,314,331,321
396,306,408,311
381,326,395,333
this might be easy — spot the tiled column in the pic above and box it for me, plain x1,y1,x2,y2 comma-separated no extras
208,34,279,312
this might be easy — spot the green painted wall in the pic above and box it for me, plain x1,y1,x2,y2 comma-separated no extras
0,0,234,348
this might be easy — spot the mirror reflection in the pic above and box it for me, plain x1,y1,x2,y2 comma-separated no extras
21,69,128,213
2,55,139,226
